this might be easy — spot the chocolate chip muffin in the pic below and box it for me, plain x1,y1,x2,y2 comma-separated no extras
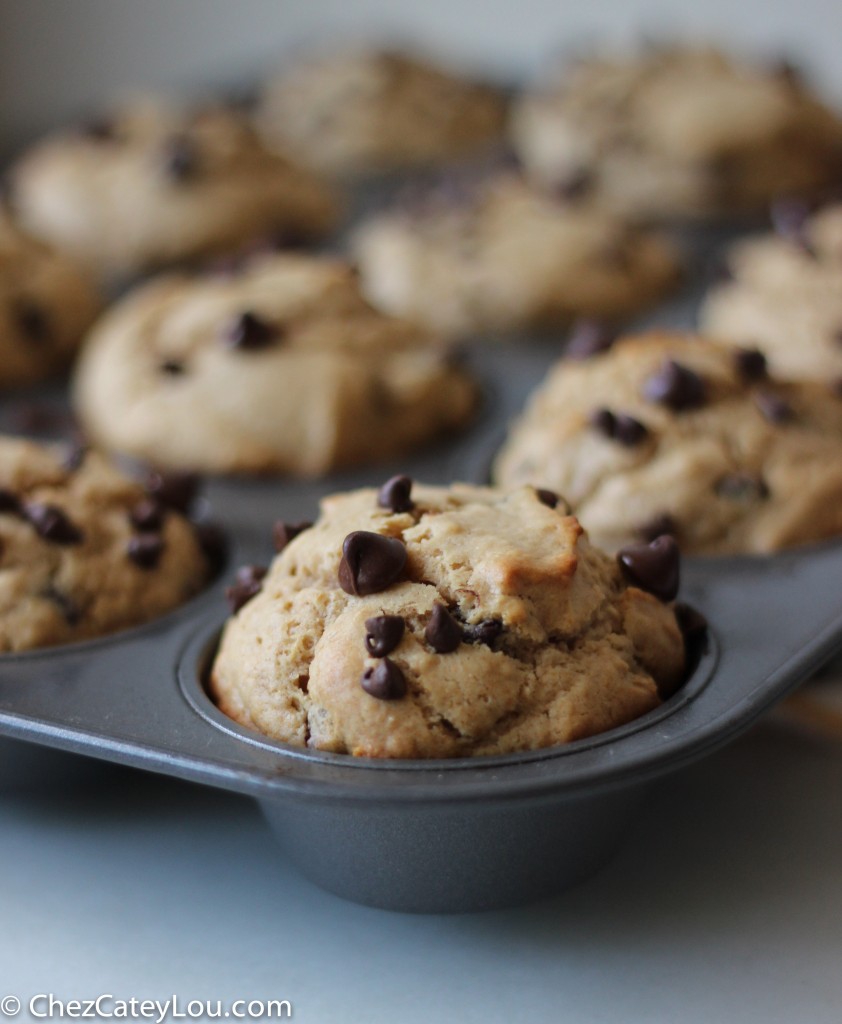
0,211,100,388
511,46,842,221
351,174,680,338
73,253,477,475
210,479,689,758
256,49,507,176
7,99,340,279
494,331,842,554
0,437,218,651
700,201,842,381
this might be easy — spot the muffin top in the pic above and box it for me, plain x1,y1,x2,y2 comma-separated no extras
700,201,842,381
7,99,340,278
494,331,842,554
0,436,217,651
73,253,477,475
510,46,842,220
256,49,507,175
210,479,688,758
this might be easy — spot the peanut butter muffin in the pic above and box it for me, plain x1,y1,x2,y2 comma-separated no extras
73,253,477,475
352,174,680,338
0,211,100,388
0,437,218,651
511,46,842,221
494,332,842,554
7,99,339,279
256,49,507,176
700,201,842,381
210,479,688,758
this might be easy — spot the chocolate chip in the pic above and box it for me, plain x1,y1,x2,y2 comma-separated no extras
463,619,503,647
566,319,616,360
674,601,709,680
364,614,405,657
338,531,407,597
23,503,84,545
361,657,407,701
79,117,117,141
193,521,227,572
61,442,87,472
589,408,648,446
734,347,768,382
160,359,186,376
715,473,770,501
127,533,164,569
377,475,414,514
273,520,312,553
222,311,277,351
129,498,166,532
617,535,680,602
536,488,559,509
555,168,592,202
753,389,794,424
425,603,462,653
0,489,21,515
226,564,267,613
163,134,200,182
43,586,81,626
642,360,706,411
637,513,678,543
145,471,200,514
13,301,51,344
771,197,815,256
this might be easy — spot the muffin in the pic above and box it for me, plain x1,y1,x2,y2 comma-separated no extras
210,478,689,757
494,331,842,554
72,253,477,475
0,436,219,651
510,46,842,221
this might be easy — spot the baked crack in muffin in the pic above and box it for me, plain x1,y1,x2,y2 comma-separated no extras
0,437,219,651
210,479,690,758
700,201,842,381
494,331,842,554
0,211,100,388
73,254,477,475
511,46,842,221
256,49,507,176
7,100,340,279
352,174,680,337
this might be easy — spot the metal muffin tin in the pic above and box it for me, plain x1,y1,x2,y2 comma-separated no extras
0,190,840,912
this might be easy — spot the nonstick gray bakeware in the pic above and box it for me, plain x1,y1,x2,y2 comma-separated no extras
0,337,840,914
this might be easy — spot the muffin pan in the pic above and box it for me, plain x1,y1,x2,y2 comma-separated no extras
0,331,840,913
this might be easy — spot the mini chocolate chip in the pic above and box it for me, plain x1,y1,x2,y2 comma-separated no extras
364,614,405,657
555,168,592,201
163,134,200,182
145,471,201,514
23,503,83,545
160,359,186,376
617,535,680,602
715,473,770,501
463,619,503,647
536,488,559,508
338,531,407,597
273,520,312,553
193,521,227,571
642,360,706,412
80,117,117,141
734,347,768,382
674,601,709,680
62,442,87,472
43,586,81,626
0,489,20,515
753,389,794,424
361,657,407,701
637,513,678,543
222,311,277,351
566,319,616,360
129,498,166,532
377,475,414,514
425,603,462,654
771,197,815,256
226,564,267,613
14,301,51,344
589,408,648,446
127,533,164,569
